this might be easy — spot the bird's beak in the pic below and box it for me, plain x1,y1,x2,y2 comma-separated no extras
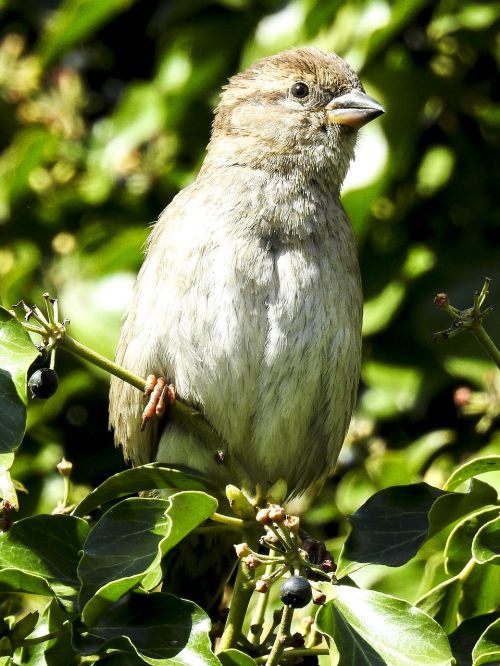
325,89,385,129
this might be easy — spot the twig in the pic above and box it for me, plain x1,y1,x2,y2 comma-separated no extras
217,560,255,651
433,278,500,369
265,604,294,666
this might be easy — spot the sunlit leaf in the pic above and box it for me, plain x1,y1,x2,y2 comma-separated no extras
219,649,258,665
416,574,463,633
445,506,498,575
472,515,500,565
337,480,497,578
445,456,500,491
449,613,500,666
73,463,218,517
0,306,39,454
75,592,220,665
317,586,454,665
472,617,500,666
78,491,217,625
0,514,89,607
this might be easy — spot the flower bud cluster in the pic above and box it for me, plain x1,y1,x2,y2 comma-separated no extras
233,502,334,604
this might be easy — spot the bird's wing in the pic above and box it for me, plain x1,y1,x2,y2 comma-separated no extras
109,184,199,466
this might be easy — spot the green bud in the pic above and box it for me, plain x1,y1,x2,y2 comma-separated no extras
266,478,288,504
225,485,256,519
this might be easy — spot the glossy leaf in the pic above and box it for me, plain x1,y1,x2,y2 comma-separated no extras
75,591,220,665
449,613,500,666
20,598,77,665
219,649,258,666
445,456,500,491
79,491,217,625
73,463,218,517
338,480,498,577
472,617,500,666
0,306,38,454
0,514,89,607
472,515,500,565
316,585,454,665
416,574,463,633
445,507,499,575
428,480,498,536
10,612,38,643
0,568,55,600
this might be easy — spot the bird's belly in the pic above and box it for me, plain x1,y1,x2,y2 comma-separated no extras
167,242,361,496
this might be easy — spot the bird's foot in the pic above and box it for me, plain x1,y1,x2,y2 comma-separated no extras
141,375,176,431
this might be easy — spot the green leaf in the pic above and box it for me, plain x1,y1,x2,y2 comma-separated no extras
0,568,55,599
416,574,463,633
337,480,498,578
73,463,218,517
445,456,500,491
337,483,445,577
37,0,134,65
472,617,500,666
74,592,220,665
0,129,57,222
19,598,77,666
316,586,454,665
0,514,89,607
79,491,218,625
0,306,39,455
428,480,498,536
462,563,500,619
10,612,39,643
472,515,500,565
0,458,18,510
449,613,500,666
445,507,499,575
218,649,258,665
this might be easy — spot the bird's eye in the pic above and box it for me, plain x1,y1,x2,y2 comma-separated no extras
291,82,309,99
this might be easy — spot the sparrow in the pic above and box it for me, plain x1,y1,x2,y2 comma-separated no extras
109,47,384,502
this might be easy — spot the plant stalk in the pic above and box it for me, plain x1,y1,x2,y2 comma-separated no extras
217,560,254,651
265,604,294,666
470,322,500,369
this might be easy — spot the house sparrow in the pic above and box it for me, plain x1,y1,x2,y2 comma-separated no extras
109,47,384,501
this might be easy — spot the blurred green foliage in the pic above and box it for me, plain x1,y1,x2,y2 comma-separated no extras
0,0,499,611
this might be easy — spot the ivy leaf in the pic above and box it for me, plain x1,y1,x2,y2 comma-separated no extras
337,483,446,577
449,613,500,666
10,612,39,644
0,306,38,455
0,514,89,609
416,574,463,633
445,507,499,575
74,591,220,665
316,585,455,666
0,568,56,600
472,617,500,666
471,515,500,566
337,480,498,578
78,491,218,625
218,649,258,665
445,456,500,491
20,598,77,666
73,463,218,517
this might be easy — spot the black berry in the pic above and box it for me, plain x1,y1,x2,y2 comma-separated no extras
279,575,312,608
28,368,59,399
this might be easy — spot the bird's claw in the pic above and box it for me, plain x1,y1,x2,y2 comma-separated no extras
141,375,176,431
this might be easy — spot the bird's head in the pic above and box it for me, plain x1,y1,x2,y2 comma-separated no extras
206,47,384,189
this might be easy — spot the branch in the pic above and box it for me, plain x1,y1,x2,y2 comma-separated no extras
13,295,227,453
433,277,500,369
